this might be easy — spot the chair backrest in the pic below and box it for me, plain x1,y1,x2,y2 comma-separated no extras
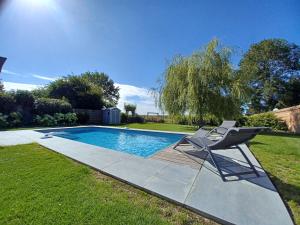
215,120,237,134
210,127,262,150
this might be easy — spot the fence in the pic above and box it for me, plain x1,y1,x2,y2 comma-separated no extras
73,108,102,124
273,105,300,133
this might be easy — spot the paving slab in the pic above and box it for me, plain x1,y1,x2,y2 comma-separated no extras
38,136,134,170
144,164,199,203
0,130,42,145
103,157,170,187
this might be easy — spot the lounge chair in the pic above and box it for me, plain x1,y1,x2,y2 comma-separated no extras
174,127,268,181
173,120,237,149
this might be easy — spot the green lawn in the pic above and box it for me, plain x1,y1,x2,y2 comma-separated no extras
0,144,215,225
118,122,199,133
250,134,300,225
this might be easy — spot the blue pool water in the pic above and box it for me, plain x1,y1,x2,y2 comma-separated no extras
39,127,184,157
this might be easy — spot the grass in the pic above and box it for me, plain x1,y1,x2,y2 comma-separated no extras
0,143,216,225
250,133,300,225
119,122,300,224
118,122,198,133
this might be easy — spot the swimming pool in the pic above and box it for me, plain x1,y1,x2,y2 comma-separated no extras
38,127,184,157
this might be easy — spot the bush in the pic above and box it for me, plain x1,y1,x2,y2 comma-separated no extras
34,98,72,115
76,112,90,124
54,113,77,126
53,113,65,125
121,113,144,123
0,93,15,114
121,113,128,123
63,113,77,125
0,113,8,128
34,114,57,127
236,115,249,127
35,113,77,127
203,114,221,126
172,115,188,125
246,112,288,131
127,115,145,123
8,112,22,127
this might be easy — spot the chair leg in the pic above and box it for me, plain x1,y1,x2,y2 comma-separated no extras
207,146,260,181
206,148,227,181
236,145,260,177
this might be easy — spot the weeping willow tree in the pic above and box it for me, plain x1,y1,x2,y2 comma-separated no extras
157,39,250,123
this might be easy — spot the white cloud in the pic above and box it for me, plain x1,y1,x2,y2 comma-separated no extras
2,81,161,115
116,83,160,115
3,81,41,91
1,69,58,81
2,69,21,76
32,74,59,81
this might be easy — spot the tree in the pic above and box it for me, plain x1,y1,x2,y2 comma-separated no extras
124,103,136,116
282,76,300,107
0,81,4,93
81,72,120,107
31,87,49,98
158,39,248,122
12,90,35,109
239,39,300,112
48,75,104,110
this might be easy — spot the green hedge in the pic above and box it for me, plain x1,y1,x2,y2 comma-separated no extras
121,113,144,123
34,98,72,115
0,113,8,128
34,113,77,127
0,112,23,128
0,93,16,114
246,112,288,131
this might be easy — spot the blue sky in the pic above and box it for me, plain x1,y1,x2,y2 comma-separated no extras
0,0,299,113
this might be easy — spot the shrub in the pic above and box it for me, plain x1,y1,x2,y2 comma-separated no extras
0,93,15,114
246,112,288,131
236,115,249,127
8,112,22,127
0,113,8,128
127,115,145,123
53,113,65,125
121,112,128,123
76,112,90,124
170,115,188,125
35,113,77,127
121,113,144,123
203,114,220,126
34,98,72,115
63,113,77,125
34,114,57,127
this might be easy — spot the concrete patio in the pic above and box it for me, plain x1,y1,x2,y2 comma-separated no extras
0,127,294,225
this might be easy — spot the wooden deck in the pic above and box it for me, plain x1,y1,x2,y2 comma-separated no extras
151,144,207,170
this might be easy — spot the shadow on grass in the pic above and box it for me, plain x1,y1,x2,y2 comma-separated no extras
268,174,300,223
249,141,267,146
260,131,300,138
